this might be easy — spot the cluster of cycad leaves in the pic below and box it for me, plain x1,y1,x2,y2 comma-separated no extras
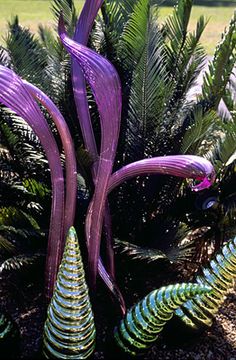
0,0,235,279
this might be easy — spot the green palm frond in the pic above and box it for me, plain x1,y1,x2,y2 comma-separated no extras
115,239,169,263
0,253,44,274
207,121,236,169
0,207,40,231
119,3,171,161
115,230,197,264
222,85,236,120
22,178,50,198
5,16,49,90
0,112,49,180
38,25,58,58
51,0,77,36
163,0,193,45
162,2,208,131
181,107,219,155
202,11,236,108
0,235,15,254
98,0,137,61
0,177,48,213
0,225,43,242
0,46,9,66
76,145,94,189
163,0,207,82
118,0,150,71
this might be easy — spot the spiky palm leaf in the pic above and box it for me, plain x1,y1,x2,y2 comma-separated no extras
0,235,15,254
114,231,197,264
5,16,49,91
0,253,44,274
181,108,220,155
51,0,78,36
0,0,236,299
115,239,169,263
202,11,236,108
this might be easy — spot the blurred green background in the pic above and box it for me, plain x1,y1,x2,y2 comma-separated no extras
0,0,235,54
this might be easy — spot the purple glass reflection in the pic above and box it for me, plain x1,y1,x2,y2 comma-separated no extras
0,65,65,301
72,0,104,159
25,82,77,238
108,155,215,193
73,0,116,282
59,16,122,287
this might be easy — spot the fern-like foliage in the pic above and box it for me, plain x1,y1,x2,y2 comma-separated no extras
115,235,197,264
115,239,169,263
51,0,78,36
114,283,211,355
181,107,219,155
0,253,44,274
0,235,15,255
0,0,235,293
5,16,49,90
91,0,213,247
0,1,88,282
91,0,236,264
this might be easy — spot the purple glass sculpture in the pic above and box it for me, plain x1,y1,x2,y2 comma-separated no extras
0,66,65,301
59,15,122,288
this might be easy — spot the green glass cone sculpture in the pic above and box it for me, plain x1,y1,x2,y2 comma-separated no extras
114,283,211,356
175,236,236,330
43,227,96,359
0,313,17,342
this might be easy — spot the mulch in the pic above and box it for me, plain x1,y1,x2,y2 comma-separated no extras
0,260,235,360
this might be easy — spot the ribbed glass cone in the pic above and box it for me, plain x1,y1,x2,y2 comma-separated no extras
43,227,96,359
0,314,14,340
175,237,236,330
114,282,211,356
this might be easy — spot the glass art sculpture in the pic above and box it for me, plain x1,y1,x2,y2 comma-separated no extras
114,283,211,355
175,236,236,330
43,227,96,359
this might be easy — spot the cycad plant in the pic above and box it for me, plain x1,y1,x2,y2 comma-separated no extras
0,0,235,320
0,0,235,357
96,0,236,267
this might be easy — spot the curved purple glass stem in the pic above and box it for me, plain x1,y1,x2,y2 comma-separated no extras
73,0,115,281
108,155,215,194
0,66,65,302
24,81,77,239
59,16,122,288
72,0,104,160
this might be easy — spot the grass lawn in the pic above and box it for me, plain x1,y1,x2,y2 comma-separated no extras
0,1,234,55
159,6,235,54
0,0,84,39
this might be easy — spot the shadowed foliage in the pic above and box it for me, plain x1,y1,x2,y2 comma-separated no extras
0,0,235,305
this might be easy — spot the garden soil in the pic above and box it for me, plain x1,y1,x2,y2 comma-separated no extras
0,258,235,360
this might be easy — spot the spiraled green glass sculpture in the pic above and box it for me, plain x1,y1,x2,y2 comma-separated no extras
43,227,96,359
114,283,211,356
175,236,236,330
0,313,15,341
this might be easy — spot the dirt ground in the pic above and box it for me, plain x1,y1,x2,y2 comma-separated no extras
0,259,235,360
